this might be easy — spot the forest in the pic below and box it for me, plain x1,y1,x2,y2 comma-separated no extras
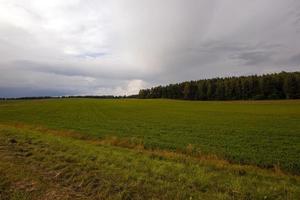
138,71,300,100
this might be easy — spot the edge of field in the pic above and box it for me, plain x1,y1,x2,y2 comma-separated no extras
1,122,300,199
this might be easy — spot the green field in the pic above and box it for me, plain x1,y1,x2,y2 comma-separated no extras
1,99,300,172
0,99,300,199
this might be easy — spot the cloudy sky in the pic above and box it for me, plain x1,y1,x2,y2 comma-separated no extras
0,0,299,97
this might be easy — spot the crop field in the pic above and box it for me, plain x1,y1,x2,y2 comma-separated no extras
0,99,300,199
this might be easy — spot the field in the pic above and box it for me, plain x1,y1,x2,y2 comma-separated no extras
0,99,300,199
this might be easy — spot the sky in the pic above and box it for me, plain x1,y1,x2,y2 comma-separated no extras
0,0,300,97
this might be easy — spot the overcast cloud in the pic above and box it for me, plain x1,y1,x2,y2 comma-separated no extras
0,0,299,97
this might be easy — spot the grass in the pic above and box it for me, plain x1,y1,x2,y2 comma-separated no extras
1,124,300,199
0,99,299,174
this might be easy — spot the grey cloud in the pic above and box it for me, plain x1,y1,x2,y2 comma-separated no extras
0,0,300,97
289,54,300,65
10,59,146,80
232,51,273,66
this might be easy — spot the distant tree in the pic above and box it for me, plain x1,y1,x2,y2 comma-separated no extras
183,82,190,100
284,73,298,99
197,80,208,100
215,79,225,100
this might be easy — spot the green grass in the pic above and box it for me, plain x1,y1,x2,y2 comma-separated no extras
1,124,300,199
0,99,300,174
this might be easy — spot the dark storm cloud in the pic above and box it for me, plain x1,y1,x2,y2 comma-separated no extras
0,0,299,97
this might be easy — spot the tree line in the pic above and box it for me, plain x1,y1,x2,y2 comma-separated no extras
138,71,300,100
0,95,138,100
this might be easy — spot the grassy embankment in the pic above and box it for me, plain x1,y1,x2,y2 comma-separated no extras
0,124,300,199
